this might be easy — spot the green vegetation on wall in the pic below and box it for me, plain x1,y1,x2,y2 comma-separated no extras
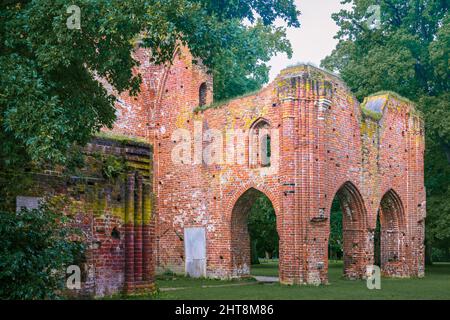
0,202,85,299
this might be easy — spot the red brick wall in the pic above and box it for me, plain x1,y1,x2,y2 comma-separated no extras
108,47,425,285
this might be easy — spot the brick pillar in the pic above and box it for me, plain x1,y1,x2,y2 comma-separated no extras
134,174,143,282
315,81,333,283
416,118,426,277
142,182,153,281
124,173,135,292
297,76,311,284
360,116,380,274
406,114,415,275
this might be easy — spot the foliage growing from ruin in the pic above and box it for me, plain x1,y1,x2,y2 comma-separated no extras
95,132,149,147
321,0,449,261
101,155,126,180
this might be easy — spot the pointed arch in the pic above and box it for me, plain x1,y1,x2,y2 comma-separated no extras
332,181,368,226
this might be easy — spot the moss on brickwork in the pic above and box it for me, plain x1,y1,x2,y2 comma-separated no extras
2,136,154,297
368,91,414,105
102,155,126,180
361,106,383,121
360,91,422,124
360,119,379,138
363,91,423,119
281,63,339,80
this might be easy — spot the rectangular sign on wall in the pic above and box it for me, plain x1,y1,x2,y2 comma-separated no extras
184,227,206,278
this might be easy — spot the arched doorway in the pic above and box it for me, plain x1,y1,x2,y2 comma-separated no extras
230,188,278,277
328,182,368,280
376,189,408,276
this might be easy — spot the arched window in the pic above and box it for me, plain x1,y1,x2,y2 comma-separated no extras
199,82,207,106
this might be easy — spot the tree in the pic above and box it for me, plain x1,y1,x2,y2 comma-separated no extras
248,195,279,261
211,20,293,101
0,0,299,167
321,0,449,262
0,203,84,299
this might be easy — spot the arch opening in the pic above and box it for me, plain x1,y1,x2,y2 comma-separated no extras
249,119,272,168
375,189,408,276
199,82,207,106
230,188,278,278
328,182,368,280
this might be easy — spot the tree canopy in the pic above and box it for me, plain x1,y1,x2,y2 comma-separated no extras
0,0,299,166
321,0,449,259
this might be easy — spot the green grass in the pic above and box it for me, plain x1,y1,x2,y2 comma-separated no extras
148,261,450,300
156,274,256,289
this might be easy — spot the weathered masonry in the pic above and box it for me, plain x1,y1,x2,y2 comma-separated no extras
109,46,425,285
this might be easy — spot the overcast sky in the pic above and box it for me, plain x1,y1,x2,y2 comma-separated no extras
268,0,350,81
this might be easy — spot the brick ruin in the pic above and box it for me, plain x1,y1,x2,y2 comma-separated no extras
10,46,426,296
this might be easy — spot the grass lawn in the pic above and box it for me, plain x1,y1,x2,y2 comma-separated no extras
148,261,450,300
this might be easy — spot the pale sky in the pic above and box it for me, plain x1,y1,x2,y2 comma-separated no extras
268,0,350,81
